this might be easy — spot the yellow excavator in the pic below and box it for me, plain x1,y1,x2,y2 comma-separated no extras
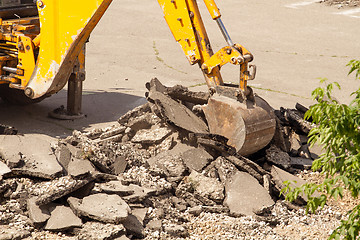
0,0,275,156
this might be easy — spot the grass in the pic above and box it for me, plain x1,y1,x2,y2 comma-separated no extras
188,82,310,100
189,82,207,88
152,41,188,74
263,49,348,58
249,85,311,99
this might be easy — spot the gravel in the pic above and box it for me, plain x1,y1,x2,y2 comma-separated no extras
2,93,359,239
320,0,359,7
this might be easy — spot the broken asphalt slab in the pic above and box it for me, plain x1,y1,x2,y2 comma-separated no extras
68,193,131,224
27,197,51,226
67,158,97,177
147,89,209,134
44,205,82,231
121,184,157,203
147,143,190,182
187,170,224,204
122,214,145,238
131,127,172,145
271,165,319,202
34,175,95,206
181,147,213,172
224,171,274,216
0,135,63,179
76,221,126,240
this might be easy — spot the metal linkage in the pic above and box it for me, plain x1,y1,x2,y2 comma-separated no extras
215,18,234,47
48,45,86,120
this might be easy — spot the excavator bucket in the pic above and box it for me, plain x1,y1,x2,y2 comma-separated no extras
202,93,276,156
25,0,113,99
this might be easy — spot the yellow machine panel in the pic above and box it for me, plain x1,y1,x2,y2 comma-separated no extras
26,0,113,99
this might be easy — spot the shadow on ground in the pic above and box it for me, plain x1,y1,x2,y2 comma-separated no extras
0,90,146,138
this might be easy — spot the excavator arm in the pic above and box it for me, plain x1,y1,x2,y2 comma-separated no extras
157,0,276,156
157,0,255,91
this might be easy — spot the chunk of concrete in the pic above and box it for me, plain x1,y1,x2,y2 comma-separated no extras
271,165,317,202
164,224,189,238
181,147,213,172
206,156,237,183
147,219,162,231
44,205,82,231
187,171,224,203
77,222,126,240
0,161,11,176
123,214,145,238
309,143,324,160
170,196,188,212
27,198,50,226
34,175,94,206
55,143,71,170
224,171,274,216
202,205,230,214
118,103,152,125
70,181,95,199
175,181,207,207
122,184,156,203
4,156,22,169
265,145,291,169
147,91,208,134
132,208,148,224
147,143,190,182
99,126,126,140
289,132,302,153
68,193,130,224
126,112,160,132
188,205,202,216
290,157,313,170
131,127,172,145
67,158,97,177
0,135,63,179
65,143,83,159
96,181,135,196
113,156,127,175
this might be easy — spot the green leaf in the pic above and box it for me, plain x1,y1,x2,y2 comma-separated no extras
284,60,360,239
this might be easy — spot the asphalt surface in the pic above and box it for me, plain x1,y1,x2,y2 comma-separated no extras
0,0,359,138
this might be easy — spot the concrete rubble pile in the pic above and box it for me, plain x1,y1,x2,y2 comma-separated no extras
320,0,359,7
0,78,323,239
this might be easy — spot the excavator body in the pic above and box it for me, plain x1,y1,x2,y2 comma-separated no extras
0,0,276,156
0,0,112,108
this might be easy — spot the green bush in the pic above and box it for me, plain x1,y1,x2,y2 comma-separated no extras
282,59,360,240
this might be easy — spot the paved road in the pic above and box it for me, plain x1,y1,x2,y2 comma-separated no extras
0,0,359,137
